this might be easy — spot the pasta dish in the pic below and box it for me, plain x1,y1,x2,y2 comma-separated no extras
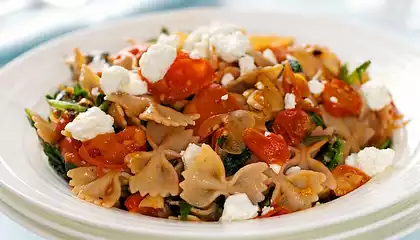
25,22,405,221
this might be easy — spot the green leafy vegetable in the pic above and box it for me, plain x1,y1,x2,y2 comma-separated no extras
95,93,110,112
217,135,227,148
99,101,110,112
65,162,77,172
302,135,328,146
308,112,326,128
259,187,274,208
288,59,303,73
222,148,252,176
340,60,371,84
378,138,392,149
43,142,68,181
47,99,87,112
160,26,170,35
73,84,89,99
321,138,344,170
179,201,192,221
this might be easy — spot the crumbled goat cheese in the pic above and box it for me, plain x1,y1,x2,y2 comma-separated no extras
181,143,202,169
345,147,395,176
308,79,325,95
157,33,180,48
220,193,259,221
262,49,278,64
284,93,296,109
221,73,235,86
139,44,177,83
360,81,392,111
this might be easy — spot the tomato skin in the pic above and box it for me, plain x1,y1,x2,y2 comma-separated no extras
125,193,145,212
59,137,83,166
184,83,240,133
146,52,214,103
272,109,311,145
322,79,362,117
243,128,290,164
332,165,371,196
282,62,309,100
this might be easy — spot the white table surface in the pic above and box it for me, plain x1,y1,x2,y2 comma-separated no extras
2,0,420,239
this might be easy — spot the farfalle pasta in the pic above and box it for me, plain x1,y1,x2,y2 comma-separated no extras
26,22,405,222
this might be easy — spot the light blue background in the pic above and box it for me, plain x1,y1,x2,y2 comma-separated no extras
1,0,420,239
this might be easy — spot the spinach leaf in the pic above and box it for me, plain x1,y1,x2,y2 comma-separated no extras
378,138,392,149
321,138,344,170
160,26,170,35
287,59,303,73
302,135,328,146
179,201,192,221
73,84,89,99
340,60,371,84
43,142,68,181
222,148,252,176
308,112,326,128
47,99,87,112
217,135,227,148
95,93,110,112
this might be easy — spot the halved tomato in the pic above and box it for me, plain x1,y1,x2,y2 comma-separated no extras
243,128,290,164
272,109,311,145
322,79,362,117
332,165,371,196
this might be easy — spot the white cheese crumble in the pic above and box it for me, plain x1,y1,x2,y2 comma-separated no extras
157,33,180,48
284,93,296,109
269,164,281,174
239,55,256,76
64,107,114,141
139,44,177,83
308,79,325,95
255,81,265,90
262,48,278,64
261,206,274,216
285,166,301,176
221,94,229,100
88,54,109,73
330,96,338,103
360,81,392,111
221,73,235,86
91,87,100,97
345,147,395,176
183,22,250,63
181,143,202,169
100,66,147,96
220,193,259,222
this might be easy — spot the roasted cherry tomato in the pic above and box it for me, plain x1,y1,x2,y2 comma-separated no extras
243,128,290,164
282,62,310,100
184,83,240,133
59,137,83,166
125,193,146,212
332,165,371,196
146,52,214,103
272,109,311,145
322,79,362,117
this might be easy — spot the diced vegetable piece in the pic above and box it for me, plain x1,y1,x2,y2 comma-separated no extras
332,165,370,196
47,99,87,112
243,128,290,164
272,109,311,145
308,112,326,128
222,147,252,176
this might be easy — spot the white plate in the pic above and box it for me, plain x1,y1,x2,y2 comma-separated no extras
1,7,420,239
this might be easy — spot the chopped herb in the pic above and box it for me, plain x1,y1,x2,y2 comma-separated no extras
378,138,392,149
321,138,344,170
222,148,252,176
47,99,87,112
179,201,192,221
217,135,227,148
302,135,328,146
308,112,326,128
288,59,303,73
340,60,371,84
73,84,89,100
160,26,170,35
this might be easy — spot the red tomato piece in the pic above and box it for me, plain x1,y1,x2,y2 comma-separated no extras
332,165,371,196
146,52,214,103
243,128,290,164
124,193,146,212
184,83,240,133
322,79,362,117
59,137,83,166
282,62,309,100
55,113,73,134
272,109,311,145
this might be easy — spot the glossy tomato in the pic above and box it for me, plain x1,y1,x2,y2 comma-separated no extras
146,52,214,103
59,137,83,166
184,83,240,133
332,165,371,196
322,79,362,117
272,109,311,145
124,193,145,212
243,128,290,164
